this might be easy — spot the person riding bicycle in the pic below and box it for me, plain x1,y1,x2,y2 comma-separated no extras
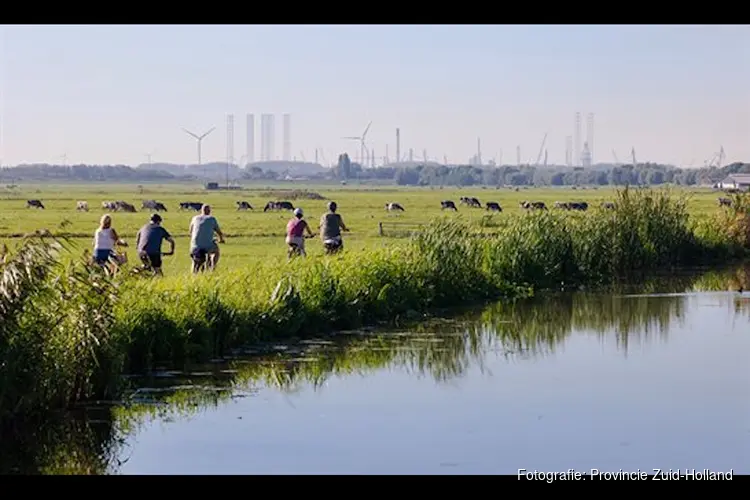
135,213,175,276
319,201,348,252
286,207,314,257
189,204,225,273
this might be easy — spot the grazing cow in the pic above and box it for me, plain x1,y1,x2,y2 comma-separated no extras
568,201,588,211
76,201,89,212
600,201,616,210
554,201,570,210
26,199,45,209
102,201,117,210
115,201,136,213
236,201,253,210
179,202,203,211
520,201,547,210
485,202,502,212
263,201,294,212
142,199,167,212
460,196,481,208
441,200,457,211
385,202,405,212
718,197,732,207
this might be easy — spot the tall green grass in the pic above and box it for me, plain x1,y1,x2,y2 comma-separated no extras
1,187,748,430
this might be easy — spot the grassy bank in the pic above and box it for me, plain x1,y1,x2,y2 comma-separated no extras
1,187,749,430
5,268,749,474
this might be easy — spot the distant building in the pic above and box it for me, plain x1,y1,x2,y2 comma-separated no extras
717,174,750,190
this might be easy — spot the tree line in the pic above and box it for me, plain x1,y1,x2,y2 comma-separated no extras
1,157,748,187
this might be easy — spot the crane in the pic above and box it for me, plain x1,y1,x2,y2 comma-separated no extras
535,133,548,166
705,146,726,168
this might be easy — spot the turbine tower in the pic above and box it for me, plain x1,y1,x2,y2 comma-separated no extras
342,121,372,167
182,126,215,166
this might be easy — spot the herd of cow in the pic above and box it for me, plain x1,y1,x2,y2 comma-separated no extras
436,197,616,212
22,195,737,215
24,199,298,213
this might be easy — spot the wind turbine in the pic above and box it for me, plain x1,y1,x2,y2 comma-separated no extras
144,150,156,168
182,126,215,166
342,121,372,167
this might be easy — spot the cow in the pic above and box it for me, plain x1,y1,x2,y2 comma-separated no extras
76,201,89,212
520,201,547,210
568,201,588,211
263,201,294,212
554,201,569,210
718,197,732,207
441,200,457,211
385,202,405,212
142,200,167,212
460,196,481,208
485,202,502,212
236,201,253,211
179,202,203,211
600,201,616,210
114,201,136,213
26,199,45,209
102,201,117,210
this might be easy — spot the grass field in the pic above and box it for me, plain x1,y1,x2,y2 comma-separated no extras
0,182,735,274
3,181,750,429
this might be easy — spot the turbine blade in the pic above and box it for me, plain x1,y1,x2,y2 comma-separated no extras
199,127,216,139
362,121,372,139
182,128,200,140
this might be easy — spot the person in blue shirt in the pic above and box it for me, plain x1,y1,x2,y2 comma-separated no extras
135,213,175,276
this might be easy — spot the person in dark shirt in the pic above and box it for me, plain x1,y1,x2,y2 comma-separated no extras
319,201,348,252
135,214,175,275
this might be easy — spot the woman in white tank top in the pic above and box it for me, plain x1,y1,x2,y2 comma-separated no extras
93,214,122,265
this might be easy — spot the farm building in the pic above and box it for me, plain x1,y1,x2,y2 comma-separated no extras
717,174,750,190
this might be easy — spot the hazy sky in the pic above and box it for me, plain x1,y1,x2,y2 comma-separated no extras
1,24,748,167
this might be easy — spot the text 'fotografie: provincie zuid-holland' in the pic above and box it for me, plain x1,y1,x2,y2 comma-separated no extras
518,469,734,481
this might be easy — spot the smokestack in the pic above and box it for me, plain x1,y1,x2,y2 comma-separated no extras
246,114,254,165
477,137,482,166
573,112,581,167
408,148,414,162
260,114,272,161
586,113,594,165
396,128,401,163
226,113,234,168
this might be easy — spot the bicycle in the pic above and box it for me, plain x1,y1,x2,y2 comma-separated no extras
287,233,316,259
132,250,173,277
323,228,349,255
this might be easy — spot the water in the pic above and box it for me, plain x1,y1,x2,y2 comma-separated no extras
3,268,750,474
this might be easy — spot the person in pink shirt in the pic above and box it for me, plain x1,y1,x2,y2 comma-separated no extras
286,207,314,258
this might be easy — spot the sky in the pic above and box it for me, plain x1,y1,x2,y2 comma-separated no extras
0,24,748,168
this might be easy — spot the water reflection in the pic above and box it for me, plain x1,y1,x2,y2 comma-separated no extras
3,263,749,474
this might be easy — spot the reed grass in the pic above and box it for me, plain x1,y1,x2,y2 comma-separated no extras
1,187,748,430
